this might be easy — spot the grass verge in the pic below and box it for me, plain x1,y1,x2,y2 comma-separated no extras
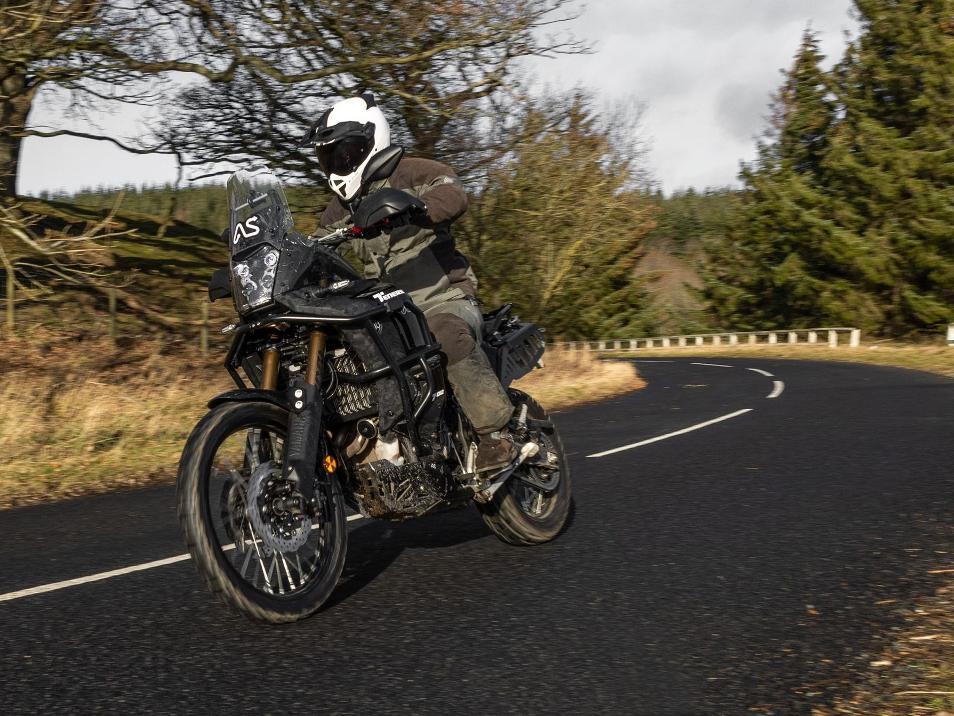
1,339,641,510
608,342,954,379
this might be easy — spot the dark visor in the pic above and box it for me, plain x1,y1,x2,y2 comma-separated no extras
316,134,374,176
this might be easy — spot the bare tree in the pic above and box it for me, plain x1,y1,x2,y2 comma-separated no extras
1,0,584,199
159,0,586,186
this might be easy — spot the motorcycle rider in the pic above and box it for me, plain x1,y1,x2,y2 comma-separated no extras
301,94,517,471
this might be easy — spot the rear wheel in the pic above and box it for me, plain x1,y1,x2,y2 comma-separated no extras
177,401,347,623
476,390,572,545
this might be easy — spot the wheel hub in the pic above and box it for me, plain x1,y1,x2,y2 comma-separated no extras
246,462,312,553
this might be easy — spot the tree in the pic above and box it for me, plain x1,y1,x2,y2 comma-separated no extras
458,91,658,340
705,29,888,331
159,1,586,188
822,0,954,334
1,1,583,198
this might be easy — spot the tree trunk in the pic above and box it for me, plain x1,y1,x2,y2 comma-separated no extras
0,66,31,199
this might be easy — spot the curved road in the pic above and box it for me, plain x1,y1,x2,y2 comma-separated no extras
2,358,954,715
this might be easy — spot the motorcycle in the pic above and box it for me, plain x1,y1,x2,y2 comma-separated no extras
176,164,571,623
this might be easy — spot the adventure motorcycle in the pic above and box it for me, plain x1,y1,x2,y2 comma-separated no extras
176,165,571,623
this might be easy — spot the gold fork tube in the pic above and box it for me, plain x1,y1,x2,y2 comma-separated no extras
305,330,328,386
261,347,280,391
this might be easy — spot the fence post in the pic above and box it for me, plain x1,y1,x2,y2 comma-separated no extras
768,332,778,345
947,325,954,347
713,335,722,346
4,261,13,338
729,334,738,346
108,288,117,342
200,301,209,357
808,331,818,344
828,330,838,348
662,337,671,348
695,336,704,347
749,334,757,345
850,329,861,348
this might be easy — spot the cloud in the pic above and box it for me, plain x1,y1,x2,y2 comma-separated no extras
528,0,858,192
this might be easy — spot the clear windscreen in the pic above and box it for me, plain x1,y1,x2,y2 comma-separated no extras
227,165,294,314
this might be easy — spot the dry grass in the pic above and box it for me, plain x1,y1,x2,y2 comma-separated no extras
612,342,954,379
0,339,641,509
514,349,645,411
0,333,230,509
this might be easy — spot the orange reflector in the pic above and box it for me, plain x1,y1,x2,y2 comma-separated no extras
324,455,338,473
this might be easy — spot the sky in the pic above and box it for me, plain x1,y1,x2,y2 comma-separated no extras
18,0,859,197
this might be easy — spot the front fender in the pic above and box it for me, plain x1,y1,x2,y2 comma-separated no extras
208,389,289,411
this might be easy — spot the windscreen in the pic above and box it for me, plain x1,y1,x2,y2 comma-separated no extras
227,165,294,315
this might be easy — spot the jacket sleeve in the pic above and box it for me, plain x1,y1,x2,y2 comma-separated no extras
417,161,468,225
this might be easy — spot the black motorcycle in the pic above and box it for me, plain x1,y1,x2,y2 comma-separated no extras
176,165,571,623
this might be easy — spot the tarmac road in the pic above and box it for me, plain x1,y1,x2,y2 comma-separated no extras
2,358,954,715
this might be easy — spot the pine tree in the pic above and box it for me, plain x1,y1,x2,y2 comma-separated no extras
705,30,861,330
823,0,954,334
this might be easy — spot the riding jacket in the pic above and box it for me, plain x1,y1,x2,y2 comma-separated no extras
318,156,477,314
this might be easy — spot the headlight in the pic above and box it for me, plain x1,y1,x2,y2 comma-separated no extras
232,246,280,313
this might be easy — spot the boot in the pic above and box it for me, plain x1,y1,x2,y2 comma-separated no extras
476,430,518,472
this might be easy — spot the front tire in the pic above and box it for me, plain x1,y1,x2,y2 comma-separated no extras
177,401,347,623
476,390,572,545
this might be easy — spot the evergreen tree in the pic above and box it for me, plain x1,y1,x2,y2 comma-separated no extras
706,30,855,330
458,92,658,340
823,0,954,333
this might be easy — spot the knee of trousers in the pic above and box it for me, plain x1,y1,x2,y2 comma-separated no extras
426,312,476,366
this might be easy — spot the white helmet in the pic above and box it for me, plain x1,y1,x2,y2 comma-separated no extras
300,94,391,202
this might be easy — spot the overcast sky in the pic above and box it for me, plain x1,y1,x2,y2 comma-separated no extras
19,0,858,196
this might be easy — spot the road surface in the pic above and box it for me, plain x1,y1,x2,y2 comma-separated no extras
2,358,953,715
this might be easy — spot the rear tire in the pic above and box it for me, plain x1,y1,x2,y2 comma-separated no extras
476,390,572,545
177,401,347,623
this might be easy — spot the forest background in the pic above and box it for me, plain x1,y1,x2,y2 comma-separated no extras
3,0,954,344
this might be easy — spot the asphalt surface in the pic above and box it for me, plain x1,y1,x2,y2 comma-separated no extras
3,358,954,715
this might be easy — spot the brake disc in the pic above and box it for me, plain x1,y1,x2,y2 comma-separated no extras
246,462,312,554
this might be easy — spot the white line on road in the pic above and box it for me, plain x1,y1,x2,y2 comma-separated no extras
586,409,755,459
0,513,367,604
691,362,734,368
748,368,774,378
767,381,785,399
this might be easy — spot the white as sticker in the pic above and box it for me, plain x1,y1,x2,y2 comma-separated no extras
232,216,261,243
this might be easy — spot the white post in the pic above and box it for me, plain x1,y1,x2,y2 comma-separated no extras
662,337,671,348
808,330,818,345
850,329,861,348
729,334,739,346
749,334,757,345
695,336,704,347
947,325,954,347
713,335,722,346
828,330,838,348
788,331,798,344
599,341,607,351
678,336,687,348
768,332,778,345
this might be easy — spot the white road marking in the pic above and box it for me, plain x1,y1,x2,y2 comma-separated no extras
748,368,774,378
587,409,755,458
767,381,785,399
632,360,675,363
691,362,734,368
0,513,366,604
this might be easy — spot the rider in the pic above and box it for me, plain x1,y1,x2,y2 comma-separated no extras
301,93,517,471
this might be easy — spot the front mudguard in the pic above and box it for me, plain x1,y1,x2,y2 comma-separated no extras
208,389,288,411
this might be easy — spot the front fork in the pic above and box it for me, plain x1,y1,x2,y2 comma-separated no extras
267,330,328,507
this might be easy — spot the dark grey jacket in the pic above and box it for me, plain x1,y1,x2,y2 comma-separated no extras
319,156,478,313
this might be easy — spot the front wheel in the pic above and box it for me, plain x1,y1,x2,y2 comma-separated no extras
476,390,572,545
177,401,347,623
